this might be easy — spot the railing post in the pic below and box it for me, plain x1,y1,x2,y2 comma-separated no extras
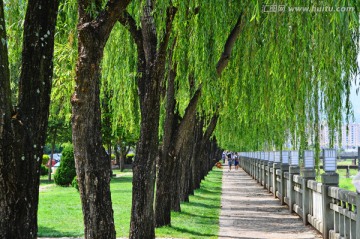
268,151,274,193
355,168,360,239
280,151,289,205
301,150,315,225
358,146,360,172
273,151,281,198
356,192,360,239
251,156,255,178
288,150,300,213
321,149,339,239
258,155,262,184
261,152,266,187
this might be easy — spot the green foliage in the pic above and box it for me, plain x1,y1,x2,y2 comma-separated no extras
212,0,360,153
3,0,26,104
43,144,63,154
71,176,79,191
125,153,135,164
40,165,49,176
42,155,50,165
6,0,360,167
54,144,76,186
51,0,78,121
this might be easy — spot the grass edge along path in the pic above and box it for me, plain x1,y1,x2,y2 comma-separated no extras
156,168,223,239
38,167,223,238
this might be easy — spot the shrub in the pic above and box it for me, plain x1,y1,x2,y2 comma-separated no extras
42,154,50,165
125,153,135,164
40,164,49,176
54,144,76,186
111,154,115,160
71,176,79,191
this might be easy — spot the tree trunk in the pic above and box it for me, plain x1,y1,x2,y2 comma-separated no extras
72,39,116,239
155,61,177,227
0,1,59,238
170,157,181,212
129,72,160,237
114,143,120,167
122,3,177,238
120,145,128,172
71,1,130,238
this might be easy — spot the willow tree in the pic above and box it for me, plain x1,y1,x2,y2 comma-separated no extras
214,1,359,155
0,0,60,238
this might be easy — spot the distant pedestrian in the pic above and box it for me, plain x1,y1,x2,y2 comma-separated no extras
234,153,239,170
228,152,233,171
222,152,226,164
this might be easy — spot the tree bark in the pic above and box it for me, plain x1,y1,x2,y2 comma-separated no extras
155,61,177,227
0,0,59,238
71,1,130,238
119,3,177,238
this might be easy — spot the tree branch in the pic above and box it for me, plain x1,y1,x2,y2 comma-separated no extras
157,6,177,67
216,12,245,77
201,112,219,147
140,0,158,64
174,85,202,154
118,11,143,49
78,0,131,47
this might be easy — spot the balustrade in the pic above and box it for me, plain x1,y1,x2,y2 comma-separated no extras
238,149,360,239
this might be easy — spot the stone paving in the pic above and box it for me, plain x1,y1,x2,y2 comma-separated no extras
218,166,323,239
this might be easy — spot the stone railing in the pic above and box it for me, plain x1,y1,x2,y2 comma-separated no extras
238,150,360,239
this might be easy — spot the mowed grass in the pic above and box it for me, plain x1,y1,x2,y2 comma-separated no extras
316,159,358,192
156,169,222,239
38,168,222,238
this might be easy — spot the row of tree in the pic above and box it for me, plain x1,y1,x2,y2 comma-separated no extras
1,0,360,239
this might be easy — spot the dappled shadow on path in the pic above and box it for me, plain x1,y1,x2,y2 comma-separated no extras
218,166,322,239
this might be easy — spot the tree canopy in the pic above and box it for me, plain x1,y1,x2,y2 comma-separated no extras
5,0,358,153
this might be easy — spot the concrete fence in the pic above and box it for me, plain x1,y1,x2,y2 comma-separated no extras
239,149,360,239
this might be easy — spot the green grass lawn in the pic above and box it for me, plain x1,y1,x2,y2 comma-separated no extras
315,160,358,192
38,168,222,238
338,168,357,192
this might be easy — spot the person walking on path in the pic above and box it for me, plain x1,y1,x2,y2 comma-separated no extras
234,153,239,170
222,152,226,164
227,152,234,171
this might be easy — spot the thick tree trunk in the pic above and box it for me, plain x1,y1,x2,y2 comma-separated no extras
72,40,116,239
124,3,177,238
72,1,130,238
155,62,177,227
170,158,181,212
0,1,59,238
129,73,160,237
191,118,204,190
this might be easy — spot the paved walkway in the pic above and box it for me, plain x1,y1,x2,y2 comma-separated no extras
219,166,323,239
